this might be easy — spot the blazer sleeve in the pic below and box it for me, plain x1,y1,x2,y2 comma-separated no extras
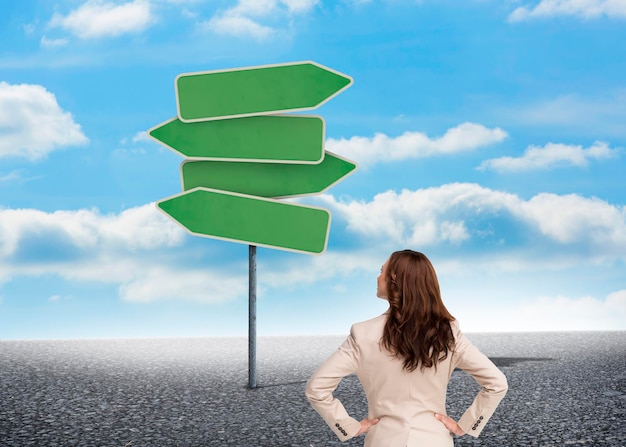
305,327,362,441
453,324,508,438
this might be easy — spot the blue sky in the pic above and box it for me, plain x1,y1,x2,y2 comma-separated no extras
1,0,625,339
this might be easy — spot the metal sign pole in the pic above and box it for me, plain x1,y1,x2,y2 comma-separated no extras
248,245,257,389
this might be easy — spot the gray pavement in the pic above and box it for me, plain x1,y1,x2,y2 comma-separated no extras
1,332,624,446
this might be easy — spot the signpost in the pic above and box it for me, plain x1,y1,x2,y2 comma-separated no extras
150,61,356,388
149,115,325,163
157,188,331,255
180,151,356,198
175,61,353,122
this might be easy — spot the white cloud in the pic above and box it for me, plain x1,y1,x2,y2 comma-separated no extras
119,131,149,145
261,249,382,289
112,147,147,158
229,0,282,16
48,294,73,302
181,9,198,19
49,0,155,39
160,0,203,3
40,36,69,48
0,204,184,259
478,141,618,172
23,22,37,35
0,82,88,160
460,290,626,332
316,184,510,247
2,188,624,305
227,0,319,16
0,170,36,183
280,0,320,14
202,0,319,39
519,193,626,249
326,123,508,168
204,15,275,40
501,91,626,138
315,183,626,261
119,268,248,303
510,0,626,22
0,203,248,303
132,131,149,142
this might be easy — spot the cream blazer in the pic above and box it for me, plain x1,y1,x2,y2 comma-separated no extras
305,314,508,447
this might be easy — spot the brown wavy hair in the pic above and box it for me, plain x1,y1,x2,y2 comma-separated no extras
380,250,456,372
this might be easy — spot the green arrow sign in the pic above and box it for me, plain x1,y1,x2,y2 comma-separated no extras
148,115,324,163
180,151,357,198
176,61,353,122
157,188,331,254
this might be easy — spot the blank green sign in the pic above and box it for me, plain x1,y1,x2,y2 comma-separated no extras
181,152,357,198
157,188,330,254
149,115,324,163
176,61,353,122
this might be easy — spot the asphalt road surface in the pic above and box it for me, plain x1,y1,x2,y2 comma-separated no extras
1,331,624,446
